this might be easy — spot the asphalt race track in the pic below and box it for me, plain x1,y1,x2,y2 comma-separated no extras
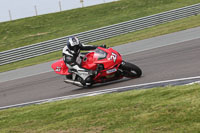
0,38,200,108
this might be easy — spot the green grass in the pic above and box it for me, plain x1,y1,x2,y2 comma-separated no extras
1,0,200,52
1,84,200,132
1,15,200,73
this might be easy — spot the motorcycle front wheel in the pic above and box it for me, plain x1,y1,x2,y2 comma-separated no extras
120,61,142,78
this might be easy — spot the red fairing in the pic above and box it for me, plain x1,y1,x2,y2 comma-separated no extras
52,47,124,84
81,52,97,70
51,58,70,75
81,47,122,70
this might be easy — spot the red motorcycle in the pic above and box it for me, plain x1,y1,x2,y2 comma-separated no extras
51,47,142,87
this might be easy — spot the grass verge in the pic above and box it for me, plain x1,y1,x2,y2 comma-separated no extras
1,15,200,73
0,84,200,132
1,0,200,52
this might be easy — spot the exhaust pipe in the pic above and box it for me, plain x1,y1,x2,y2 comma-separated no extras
64,79,83,87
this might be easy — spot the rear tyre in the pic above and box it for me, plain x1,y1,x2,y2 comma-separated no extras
121,61,142,78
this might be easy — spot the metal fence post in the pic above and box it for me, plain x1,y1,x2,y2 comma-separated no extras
59,1,62,12
80,0,84,8
34,5,38,16
8,10,12,21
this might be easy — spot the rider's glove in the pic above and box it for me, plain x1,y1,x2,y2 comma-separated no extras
99,44,106,48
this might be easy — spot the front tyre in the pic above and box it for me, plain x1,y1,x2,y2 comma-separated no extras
120,61,142,78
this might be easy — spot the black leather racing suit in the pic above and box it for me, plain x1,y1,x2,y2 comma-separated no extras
62,43,98,85
62,43,97,66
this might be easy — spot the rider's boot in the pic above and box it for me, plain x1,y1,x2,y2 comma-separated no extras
85,76,93,86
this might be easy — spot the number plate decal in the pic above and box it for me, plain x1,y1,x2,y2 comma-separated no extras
106,68,117,74
109,53,117,63
55,67,61,72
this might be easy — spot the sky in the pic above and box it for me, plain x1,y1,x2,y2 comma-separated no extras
0,0,115,22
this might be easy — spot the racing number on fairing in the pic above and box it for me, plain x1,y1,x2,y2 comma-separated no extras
55,67,61,72
109,53,117,63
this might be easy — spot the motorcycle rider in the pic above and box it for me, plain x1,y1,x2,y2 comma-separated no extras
62,36,106,86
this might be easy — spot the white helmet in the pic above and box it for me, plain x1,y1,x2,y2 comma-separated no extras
67,36,80,54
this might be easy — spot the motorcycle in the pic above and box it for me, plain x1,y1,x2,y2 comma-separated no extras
51,47,142,87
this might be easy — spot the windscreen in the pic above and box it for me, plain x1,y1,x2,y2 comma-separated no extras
95,48,107,60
